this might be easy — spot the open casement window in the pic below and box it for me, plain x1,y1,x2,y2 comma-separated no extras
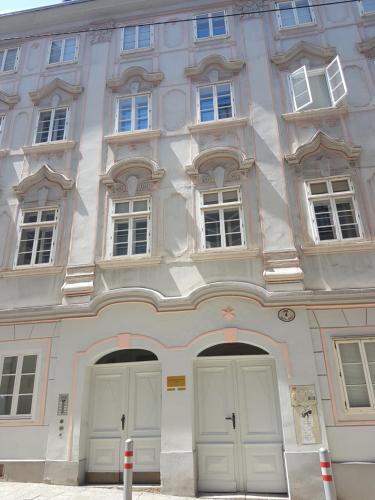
276,0,315,28
111,198,151,257
359,0,375,14
336,340,375,410
200,188,245,250
121,25,153,51
197,82,234,122
48,37,79,64
306,178,362,243
0,354,38,417
289,56,347,111
0,47,20,73
34,107,69,143
116,94,151,133
16,208,58,266
194,11,228,40
0,114,5,144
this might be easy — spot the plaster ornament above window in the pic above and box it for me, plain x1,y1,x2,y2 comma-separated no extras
185,55,245,82
101,157,165,196
107,67,164,94
0,90,19,109
357,36,375,58
271,41,336,71
29,78,83,105
13,164,74,201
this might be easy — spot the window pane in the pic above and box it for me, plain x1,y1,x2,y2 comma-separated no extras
339,343,371,407
23,212,38,224
115,202,129,214
19,374,35,394
16,395,33,415
118,98,132,132
0,51,4,70
342,363,367,385
36,110,52,143
362,0,375,12
212,11,226,36
63,37,77,62
3,48,18,71
35,227,54,264
0,396,12,415
0,375,15,394
135,95,149,130
123,27,136,50
17,229,36,265
346,385,370,408
331,179,350,192
204,211,221,248
196,14,210,38
199,86,214,122
295,0,313,24
224,209,242,246
203,192,219,205
51,108,67,141
217,84,232,119
279,2,296,27
22,355,37,374
133,200,148,212
339,343,361,363
41,210,57,222
3,356,17,375
132,218,148,254
49,40,62,64
310,182,328,195
313,201,336,240
138,25,151,48
114,220,129,256
364,342,375,363
222,190,238,203
336,199,359,239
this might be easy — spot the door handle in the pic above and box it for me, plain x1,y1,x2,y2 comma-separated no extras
121,414,125,430
225,412,236,430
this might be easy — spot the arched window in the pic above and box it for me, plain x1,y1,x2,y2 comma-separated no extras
96,349,158,364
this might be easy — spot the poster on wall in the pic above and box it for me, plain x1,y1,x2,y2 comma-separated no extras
290,385,321,445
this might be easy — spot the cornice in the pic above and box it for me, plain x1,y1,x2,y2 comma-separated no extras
107,67,164,91
191,249,260,261
188,117,248,133
0,266,64,278
271,41,337,70
0,90,19,109
104,130,161,144
22,141,76,155
0,148,9,158
282,105,347,122
185,55,245,78
186,146,254,177
357,36,375,57
302,240,375,255
13,164,74,198
101,156,165,185
96,256,162,269
29,78,83,105
285,131,362,166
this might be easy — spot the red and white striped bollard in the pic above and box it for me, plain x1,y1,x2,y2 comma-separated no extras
124,439,134,500
319,447,337,500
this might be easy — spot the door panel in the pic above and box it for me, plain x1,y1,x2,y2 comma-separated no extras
88,438,121,472
197,443,237,492
128,367,161,436
91,372,124,433
133,437,161,472
244,443,287,493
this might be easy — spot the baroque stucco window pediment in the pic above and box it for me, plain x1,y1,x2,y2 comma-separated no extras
0,90,19,109
186,147,254,187
184,55,245,82
101,157,165,197
357,36,375,58
29,78,83,106
271,41,337,71
107,67,164,94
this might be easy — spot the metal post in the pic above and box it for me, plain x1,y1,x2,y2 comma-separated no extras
319,447,337,500
123,439,133,500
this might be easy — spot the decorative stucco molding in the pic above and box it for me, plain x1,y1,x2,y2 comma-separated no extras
101,157,165,186
104,130,161,144
29,78,83,104
22,141,76,155
282,105,347,122
357,36,375,58
263,250,304,289
185,55,245,78
62,265,95,300
188,117,248,133
107,67,164,91
285,131,362,166
271,41,336,69
186,147,254,177
0,90,19,109
13,164,75,198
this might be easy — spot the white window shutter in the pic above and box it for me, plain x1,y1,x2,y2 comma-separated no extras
74,37,80,61
289,65,312,111
64,108,70,140
326,55,347,107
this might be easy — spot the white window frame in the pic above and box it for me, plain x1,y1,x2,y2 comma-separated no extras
276,0,315,29
14,207,59,268
47,36,79,66
193,10,229,40
359,0,375,15
289,56,347,112
200,187,246,251
116,93,151,133
335,338,375,412
120,25,154,52
305,176,363,243
0,352,40,419
109,197,152,258
197,81,235,123
34,107,70,144
0,114,5,144
0,47,20,73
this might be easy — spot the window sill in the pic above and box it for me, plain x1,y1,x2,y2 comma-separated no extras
282,105,347,122
0,266,64,277
188,117,248,133
46,60,78,69
104,129,161,144
96,256,162,269
120,47,154,57
279,21,317,32
301,240,375,255
194,34,230,44
0,148,9,158
191,248,260,261
22,141,76,155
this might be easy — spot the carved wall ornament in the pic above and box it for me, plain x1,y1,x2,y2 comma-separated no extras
107,67,164,92
357,36,375,58
13,164,75,200
271,41,337,70
29,78,83,105
185,55,245,79
89,28,113,45
233,0,267,18
0,90,19,109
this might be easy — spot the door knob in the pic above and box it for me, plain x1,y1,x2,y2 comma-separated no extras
225,412,236,429
121,414,125,430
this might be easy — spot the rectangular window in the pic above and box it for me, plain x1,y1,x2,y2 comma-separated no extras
0,47,19,73
194,11,227,39
276,0,314,28
121,25,152,51
201,189,245,249
289,56,347,111
360,0,375,13
198,82,233,122
117,95,150,133
48,37,78,64
306,178,362,242
111,198,151,257
16,208,58,266
35,107,68,143
336,339,375,410
0,354,38,417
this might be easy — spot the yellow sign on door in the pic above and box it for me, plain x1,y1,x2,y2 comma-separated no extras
167,375,186,391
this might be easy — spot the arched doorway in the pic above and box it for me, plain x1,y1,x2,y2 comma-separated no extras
195,342,286,494
86,348,161,484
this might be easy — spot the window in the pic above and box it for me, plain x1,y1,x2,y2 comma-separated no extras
0,354,38,417
276,0,314,28
201,189,245,249
306,178,362,242
35,107,68,143
336,339,375,410
111,198,151,256
0,47,19,73
0,114,5,143
360,0,375,14
117,95,150,133
289,56,347,111
121,25,152,51
16,208,58,266
194,11,228,39
48,37,78,64
198,82,233,122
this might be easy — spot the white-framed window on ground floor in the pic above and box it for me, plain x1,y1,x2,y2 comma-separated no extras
336,339,375,410
0,354,38,417
200,188,245,250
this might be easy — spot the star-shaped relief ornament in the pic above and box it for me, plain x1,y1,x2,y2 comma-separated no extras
222,306,235,320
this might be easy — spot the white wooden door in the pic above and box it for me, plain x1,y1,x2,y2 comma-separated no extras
87,362,161,475
195,356,287,494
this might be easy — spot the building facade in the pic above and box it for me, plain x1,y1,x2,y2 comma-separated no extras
0,0,375,498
